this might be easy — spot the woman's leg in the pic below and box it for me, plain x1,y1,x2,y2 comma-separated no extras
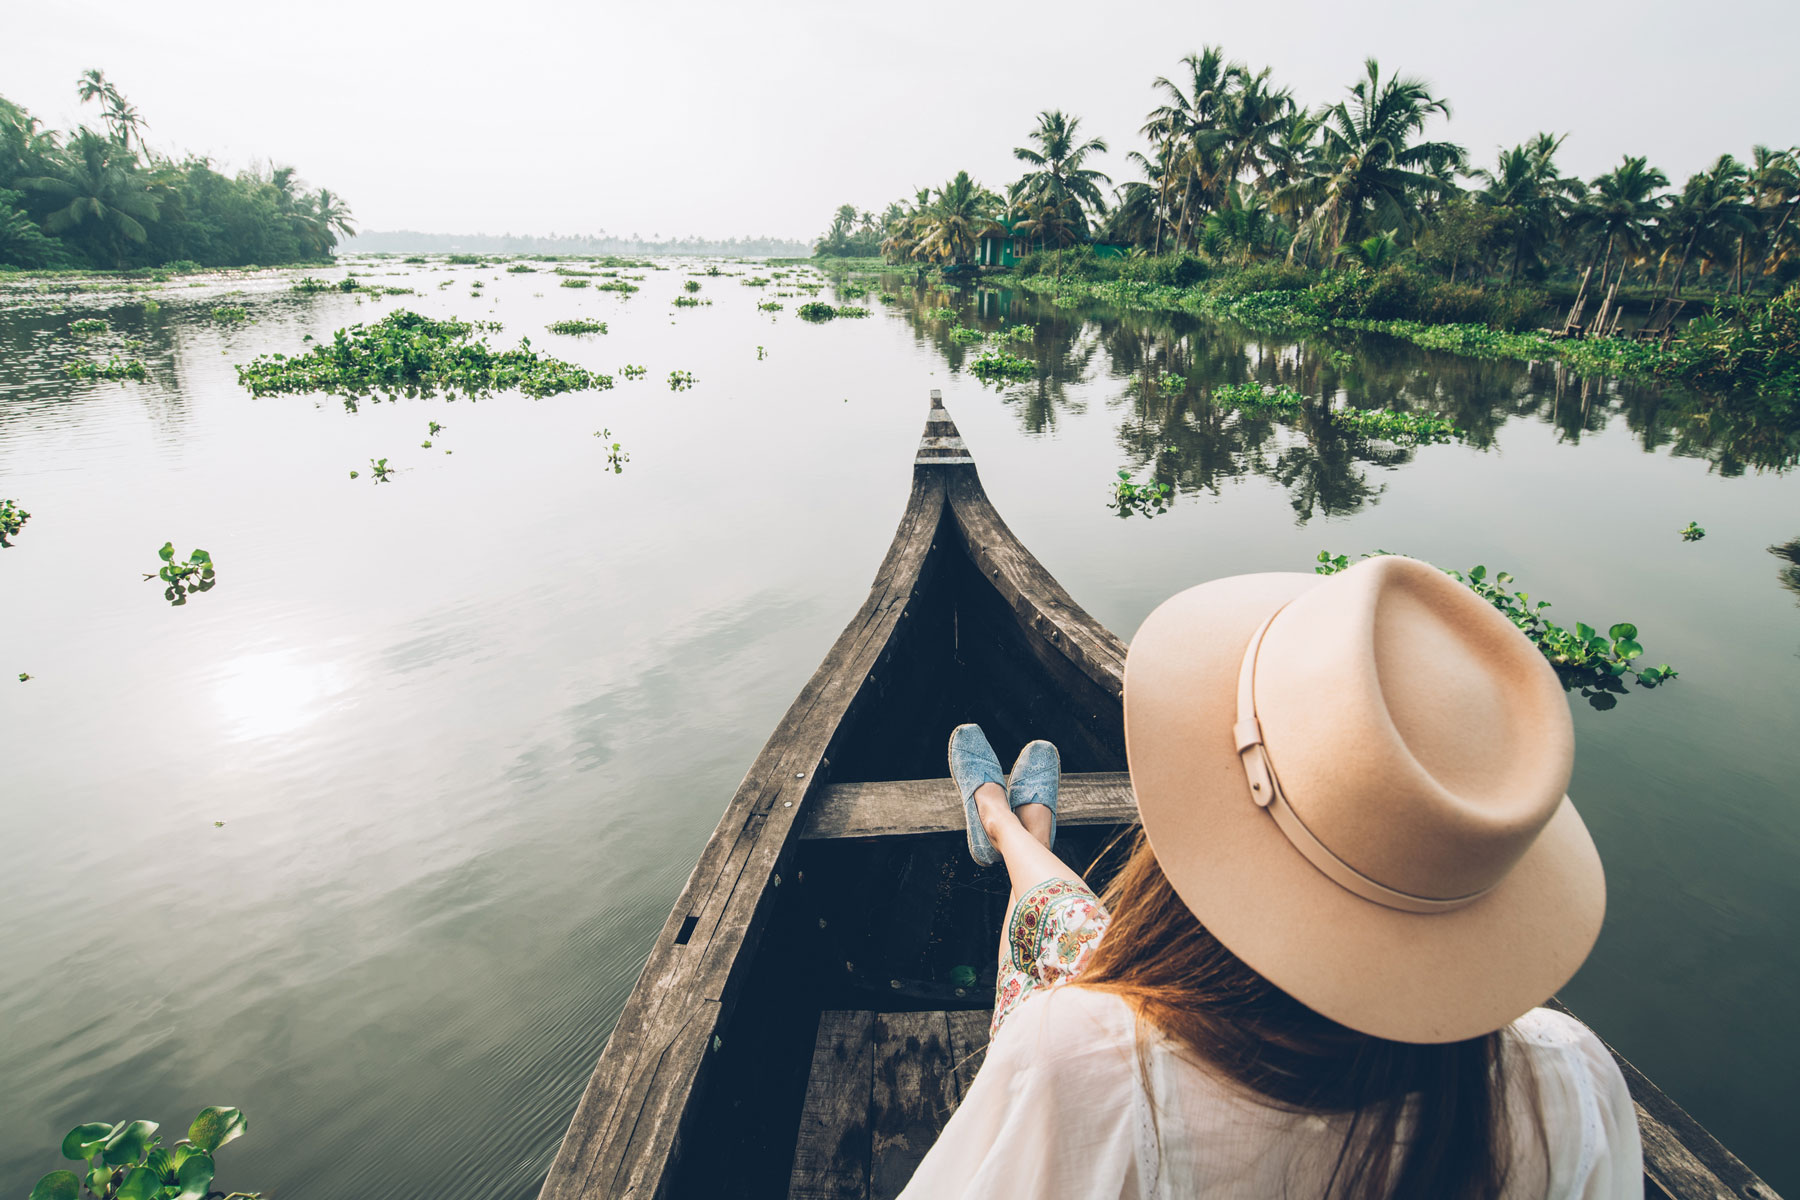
973,783,1081,904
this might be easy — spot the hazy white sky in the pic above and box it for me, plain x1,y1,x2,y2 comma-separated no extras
5,0,1796,241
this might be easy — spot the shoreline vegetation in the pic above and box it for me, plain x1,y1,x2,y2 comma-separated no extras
808,47,1799,400
3,71,352,271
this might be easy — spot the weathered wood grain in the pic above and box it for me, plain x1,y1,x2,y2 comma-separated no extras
789,1010,877,1200
800,772,1138,840
868,1012,959,1200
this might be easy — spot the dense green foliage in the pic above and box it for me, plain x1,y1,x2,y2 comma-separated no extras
28,1105,257,1200
1316,553,1675,707
65,356,147,381
235,311,612,402
2,73,351,270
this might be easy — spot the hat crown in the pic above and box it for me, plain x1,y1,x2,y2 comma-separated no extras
1253,556,1574,902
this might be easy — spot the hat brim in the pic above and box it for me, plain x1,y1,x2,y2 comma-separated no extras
1124,572,1606,1044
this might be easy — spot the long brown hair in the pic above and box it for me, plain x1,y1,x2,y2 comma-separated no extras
1077,833,1539,1200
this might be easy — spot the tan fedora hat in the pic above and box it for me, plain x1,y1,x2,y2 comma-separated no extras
1123,554,1605,1044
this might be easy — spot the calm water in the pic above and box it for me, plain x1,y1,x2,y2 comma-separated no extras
2,258,1795,1197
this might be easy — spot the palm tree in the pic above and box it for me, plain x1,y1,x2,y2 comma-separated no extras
76,68,147,152
1014,198,1085,279
1215,66,1294,189
1300,59,1463,261
19,129,159,266
1745,145,1799,294
1473,133,1582,282
1337,228,1401,269
1579,155,1669,293
313,188,356,241
1144,47,1237,250
1010,110,1111,234
1663,155,1752,297
915,171,999,265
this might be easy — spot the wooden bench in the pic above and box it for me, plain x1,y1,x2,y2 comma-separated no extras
788,1010,991,1200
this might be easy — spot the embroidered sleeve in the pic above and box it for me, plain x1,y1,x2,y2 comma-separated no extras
992,877,1110,1036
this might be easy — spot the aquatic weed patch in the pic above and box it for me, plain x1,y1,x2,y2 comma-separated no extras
0,498,29,546
235,310,612,401
145,542,216,606
65,357,148,381
547,319,608,335
69,318,109,334
796,302,836,321
1212,382,1304,412
1331,406,1459,445
969,346,1035,380
834,305,869,318
27,1104,260,1200
212,306,251,324
1109,470,1172,518
560,278,591,289
668,369,696,391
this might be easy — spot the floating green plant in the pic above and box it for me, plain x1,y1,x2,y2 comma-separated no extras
1315,553,1676,708
668,369,696,391
796,302,836,321
596,280,640,295
211,306,250,324
835,305,869,318
929,306,956,320
1331,406,1459,445
235,310,612,401
0,498,29,546
64,357,147,381
878,292,899,304
27,1105,260,1200
1680,521,1706,542
757,300,784,312
622,364,646,380
969,346,1034,380
840,284,867,298
594,429,629,473
996,324,1034,343
69,318,109,334
560,278,590,289
1132,371,1186,395
144,542,215,606
671,296,707,308
1211,382,1305,412
507,264,537,273
369,457,396,483
949,325,984,344
742,276,771,287
684,280,702,293
547,319,608,335
447,254,486,265
1109,470,1172,519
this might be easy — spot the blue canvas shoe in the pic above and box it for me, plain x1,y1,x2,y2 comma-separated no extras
948,724,1004,866
1008,740,1061,849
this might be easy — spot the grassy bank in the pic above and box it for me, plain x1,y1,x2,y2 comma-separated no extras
1000,256,1795,397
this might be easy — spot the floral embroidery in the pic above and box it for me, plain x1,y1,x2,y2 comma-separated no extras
992,877,1111,1037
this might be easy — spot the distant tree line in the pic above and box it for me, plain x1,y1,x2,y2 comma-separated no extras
343,230,813,257
816,49,1799,300
1,70,353,270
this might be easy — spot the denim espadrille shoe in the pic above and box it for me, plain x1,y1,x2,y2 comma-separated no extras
948,723,1005,865
1008,739,1061,849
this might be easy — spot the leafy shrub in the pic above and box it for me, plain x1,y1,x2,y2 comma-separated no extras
1666,285,1800,397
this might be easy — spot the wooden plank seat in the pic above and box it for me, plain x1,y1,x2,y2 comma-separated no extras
801,772,1137,841
789,1010,991,1200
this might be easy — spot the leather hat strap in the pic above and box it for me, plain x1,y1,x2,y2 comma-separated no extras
1233,606,1495,916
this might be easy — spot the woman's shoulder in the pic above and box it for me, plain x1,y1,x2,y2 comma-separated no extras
988,984,1140,1063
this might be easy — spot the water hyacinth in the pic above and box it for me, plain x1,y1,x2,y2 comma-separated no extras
234,310,612,401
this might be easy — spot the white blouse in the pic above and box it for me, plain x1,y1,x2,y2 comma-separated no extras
900,985,1643,1200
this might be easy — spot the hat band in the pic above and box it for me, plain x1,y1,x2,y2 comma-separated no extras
1233,606,1495,916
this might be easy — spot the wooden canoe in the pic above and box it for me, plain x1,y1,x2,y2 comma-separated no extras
539,392,1780,1200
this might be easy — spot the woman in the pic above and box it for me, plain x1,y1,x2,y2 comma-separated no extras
903,555,1642,1199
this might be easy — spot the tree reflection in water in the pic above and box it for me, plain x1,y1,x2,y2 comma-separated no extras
885,276,1798,523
